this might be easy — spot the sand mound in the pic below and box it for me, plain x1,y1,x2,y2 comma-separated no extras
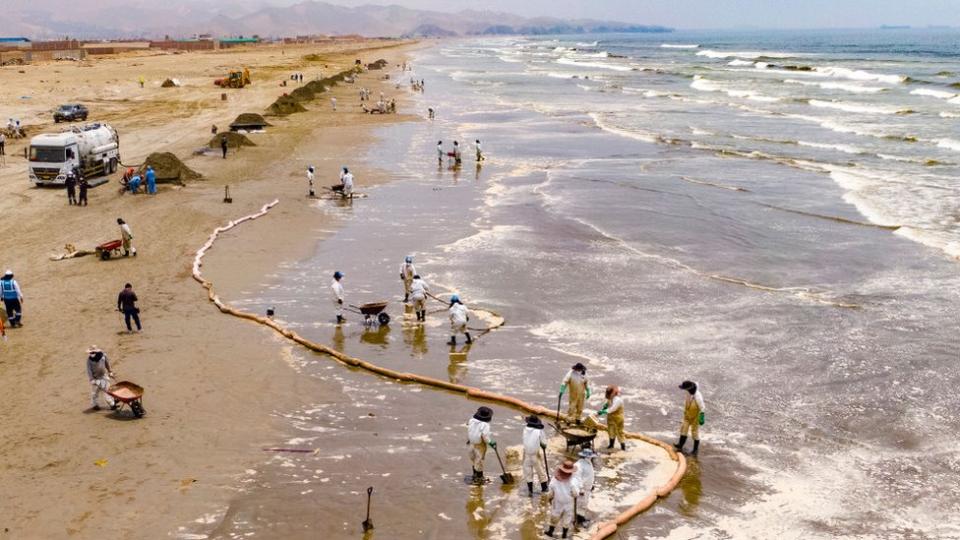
305,80,327,93
229,113,271,130
209,132,255,148
139,152,202,184
267,95,307,116
367,59,388,70
160,78,180,88
289,86,316,102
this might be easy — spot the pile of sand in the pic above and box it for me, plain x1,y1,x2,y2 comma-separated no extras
209,132,255,149
139,152,202,184
367,59,388,70
266,95,307,116
229,113,271,130
304,80,327,93
289,86,316,102
160,78,180,88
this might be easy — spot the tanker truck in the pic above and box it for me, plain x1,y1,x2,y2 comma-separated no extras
28,123,120,186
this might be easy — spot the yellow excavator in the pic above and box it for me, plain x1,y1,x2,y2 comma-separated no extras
215,67,251,88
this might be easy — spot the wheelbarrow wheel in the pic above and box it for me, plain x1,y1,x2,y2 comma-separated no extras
100,251,111,260
377,312,390,326
130,400,145,418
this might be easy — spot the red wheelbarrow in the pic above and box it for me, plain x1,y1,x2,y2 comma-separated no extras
96,239,135,260
106,381,146,418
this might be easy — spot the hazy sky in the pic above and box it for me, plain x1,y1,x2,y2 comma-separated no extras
270,0,960,29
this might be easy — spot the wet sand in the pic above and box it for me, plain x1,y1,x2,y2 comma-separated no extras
0,39,416,538
182,91,681,539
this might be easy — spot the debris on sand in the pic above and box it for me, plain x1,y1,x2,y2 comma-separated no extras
229,113,271,131
367,59,388,70
160,78,181,88
209,132,255,149
139,152,202,184
266,94,307,116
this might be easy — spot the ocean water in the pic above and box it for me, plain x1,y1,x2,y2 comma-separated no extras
188,30,960,539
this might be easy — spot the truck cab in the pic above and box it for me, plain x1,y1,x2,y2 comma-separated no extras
28,123,119,186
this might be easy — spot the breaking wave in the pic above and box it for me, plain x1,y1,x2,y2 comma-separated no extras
690,76,781,102
808,99,911,115
783,79,886,94
697,49,798,59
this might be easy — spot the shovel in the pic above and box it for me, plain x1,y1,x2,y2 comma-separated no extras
542,447,550,477
573,496,579,533
556,393,563,424
492,445,515,484
361,486,374,532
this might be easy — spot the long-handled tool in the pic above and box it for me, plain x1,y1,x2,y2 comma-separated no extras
556,393,563,424
573,496,579,533
361,486,374,532
492,445,515,484
542,447,550,477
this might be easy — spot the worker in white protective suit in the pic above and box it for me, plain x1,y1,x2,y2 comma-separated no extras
544,460,580,538
447,294,471,345
86,346,116,411
331,271,345,324
676,380,706,456
574,448,596,525
409,274,429,322
307,166,316,197
339,167,354,198
521,414,549,495
467,406,496,485
559,362,590,424
399,256,416,302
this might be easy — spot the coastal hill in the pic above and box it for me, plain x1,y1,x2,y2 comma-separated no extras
0,0,670,39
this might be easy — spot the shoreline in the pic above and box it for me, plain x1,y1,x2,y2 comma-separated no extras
191,198,685,540
0,40,417,538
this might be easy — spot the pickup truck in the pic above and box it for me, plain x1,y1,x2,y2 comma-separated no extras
53,104,89,123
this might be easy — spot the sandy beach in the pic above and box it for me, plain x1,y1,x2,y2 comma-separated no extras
0,39,417,538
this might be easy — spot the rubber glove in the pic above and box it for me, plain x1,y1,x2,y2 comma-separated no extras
488,440,497,449
559,383,567,396
698,412,705,426
586,387,591,399
597,405,608,416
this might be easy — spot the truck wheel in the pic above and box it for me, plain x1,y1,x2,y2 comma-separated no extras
100,251,110,261
109,158,117,174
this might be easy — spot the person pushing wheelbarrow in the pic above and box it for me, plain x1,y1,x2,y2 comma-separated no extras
86,346,117,411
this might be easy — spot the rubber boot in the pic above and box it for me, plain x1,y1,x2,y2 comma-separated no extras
561,528,569,538
465,332,473,344
544,526,555,538
621,442,627,451
527,482,534,496
691,439,700,457
607,438,615,450
448,336,456,346
404,293,409,303
336,315,344,324
541,481,549,493
473,469,484,485
674,435,687,452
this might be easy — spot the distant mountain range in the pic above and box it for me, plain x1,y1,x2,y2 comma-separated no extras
0,0,671,40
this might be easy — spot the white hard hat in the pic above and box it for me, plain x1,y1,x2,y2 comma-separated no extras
3,269,12,276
